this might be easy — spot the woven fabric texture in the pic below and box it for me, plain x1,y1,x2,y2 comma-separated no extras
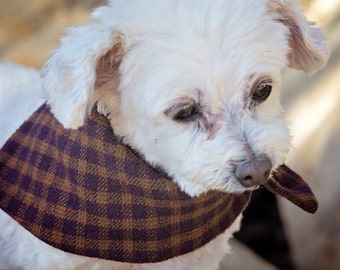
264,164,318,214
0,104,252,263
0,104,317,263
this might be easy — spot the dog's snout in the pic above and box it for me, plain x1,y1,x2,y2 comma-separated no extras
235,156,272,188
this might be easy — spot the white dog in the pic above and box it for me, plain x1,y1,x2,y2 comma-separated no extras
0,0,329,269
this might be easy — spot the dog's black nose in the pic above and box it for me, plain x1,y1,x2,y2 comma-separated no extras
235,156,272,188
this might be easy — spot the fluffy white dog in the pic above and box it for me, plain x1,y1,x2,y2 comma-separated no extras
0,0,329,269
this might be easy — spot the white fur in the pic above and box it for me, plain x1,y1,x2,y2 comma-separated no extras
0,63,45,148
0,0,328,269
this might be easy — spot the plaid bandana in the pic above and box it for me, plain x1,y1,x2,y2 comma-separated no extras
0,104,317,263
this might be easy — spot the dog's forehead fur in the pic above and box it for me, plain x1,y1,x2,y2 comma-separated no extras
114,0,289,115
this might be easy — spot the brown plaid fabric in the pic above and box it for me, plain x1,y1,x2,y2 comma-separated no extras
264,164,318,214
0,104,317,263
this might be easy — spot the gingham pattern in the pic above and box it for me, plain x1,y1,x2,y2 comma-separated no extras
0,104,252,263
265,164,318,214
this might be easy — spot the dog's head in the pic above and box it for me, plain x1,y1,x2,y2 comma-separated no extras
42,0,329,196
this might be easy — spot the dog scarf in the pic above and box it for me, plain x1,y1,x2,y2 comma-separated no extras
0,104,318,263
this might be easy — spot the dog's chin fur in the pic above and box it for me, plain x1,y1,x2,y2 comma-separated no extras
1,0,329,269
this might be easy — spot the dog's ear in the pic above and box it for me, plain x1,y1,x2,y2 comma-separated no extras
269,0,329,75
42,13,125,129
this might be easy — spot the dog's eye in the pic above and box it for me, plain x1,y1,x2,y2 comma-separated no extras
173,104,200,122
252,83,272,103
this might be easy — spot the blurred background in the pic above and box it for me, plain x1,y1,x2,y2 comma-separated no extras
0,0,339,269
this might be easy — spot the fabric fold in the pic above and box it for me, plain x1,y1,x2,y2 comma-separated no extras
0,104,317,263
263,164,318,214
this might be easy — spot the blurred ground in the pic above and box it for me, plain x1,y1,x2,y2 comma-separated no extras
280,1,340,269
0,0,105,68
0,0,339,269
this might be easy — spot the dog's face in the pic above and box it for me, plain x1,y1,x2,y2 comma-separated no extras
43,0,329,197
